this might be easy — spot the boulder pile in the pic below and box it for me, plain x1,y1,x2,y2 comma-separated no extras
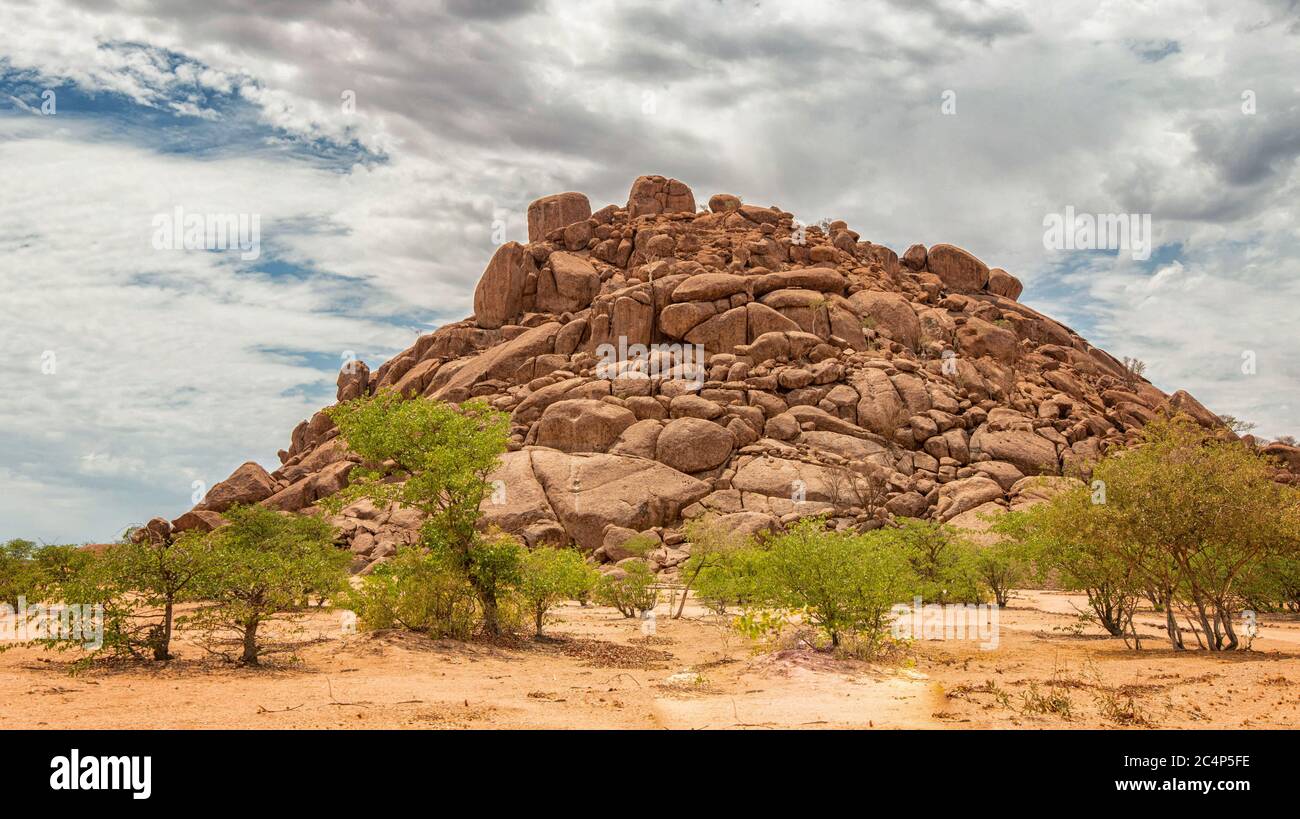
154,175,1300,575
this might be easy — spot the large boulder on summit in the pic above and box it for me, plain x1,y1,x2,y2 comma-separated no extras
626,175,696,218
986,267,1023,300
197,462,275,513
708,193,741,213
336,361,370,402
927,243,989,293
527,192,591,242
473,241,536,329
901,243,928,271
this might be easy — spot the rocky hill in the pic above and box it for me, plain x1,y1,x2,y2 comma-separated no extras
155,174,1300,574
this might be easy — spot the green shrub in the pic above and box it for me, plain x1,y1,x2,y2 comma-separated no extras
186,505,349,665
676,516,754,618
893,518,984,604
326,392,515,635
79,529,216,661
518,548,598,636
692,547,766,616
0,539,41,607
995,417,1300,650
994,490,1142,641
748,519,918,652
344,546,481,639
972,537,1031,608
596,562,658,618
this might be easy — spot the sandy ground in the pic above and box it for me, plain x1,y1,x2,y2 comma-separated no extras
3,591,1299,729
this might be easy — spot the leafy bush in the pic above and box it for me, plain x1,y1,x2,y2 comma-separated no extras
998,417,1300,650
692,547,766,616
676,516,754,618
746,519,918,652
72,529,216,661
893,518,984,604
518,548,598,636
995,489,1143,641
972,540,1027,608
344,546,481,639
186,505,349,665
596,561,658,618
0,539,41,607
327,392,515,635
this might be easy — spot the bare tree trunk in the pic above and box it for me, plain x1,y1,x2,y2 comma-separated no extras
1217,607,1239,650
153,599,174,661
241,617,260,665
480,593,500,637
1164,607,1185,650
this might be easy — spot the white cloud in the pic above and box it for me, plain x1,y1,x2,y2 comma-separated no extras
1,0,1298,541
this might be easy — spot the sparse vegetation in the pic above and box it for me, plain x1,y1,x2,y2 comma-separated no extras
347,546,478,636
185,504,349,665
998,417,1300,650
893,518,984,605
1121,356,1147,381
596,561,658,618
739,519,918,653
675,516,752,619
326,392,515,635
1218,414,1257,435
518,547,598,636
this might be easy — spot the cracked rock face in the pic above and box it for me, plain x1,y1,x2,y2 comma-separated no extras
171,174,1276,577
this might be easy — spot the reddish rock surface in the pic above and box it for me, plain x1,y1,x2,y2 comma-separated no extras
170,174,1285,576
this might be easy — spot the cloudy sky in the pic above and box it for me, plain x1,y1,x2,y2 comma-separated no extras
2,0,1298,543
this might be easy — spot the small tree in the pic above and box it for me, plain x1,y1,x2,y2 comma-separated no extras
674,516,753,619
1101,418,1300,649
1001,417,1300,651
693,547,766,616
326,392,513,635
107,528,216,660
0,539,40,607
995,490,1144,643
29,544,95,600
518,548,598,637
344,546,480,638
596,562,659,618
1121,356,1147,381
893,518,983,604
752,519,917,651
973,538,1029,608
188,505,348,665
